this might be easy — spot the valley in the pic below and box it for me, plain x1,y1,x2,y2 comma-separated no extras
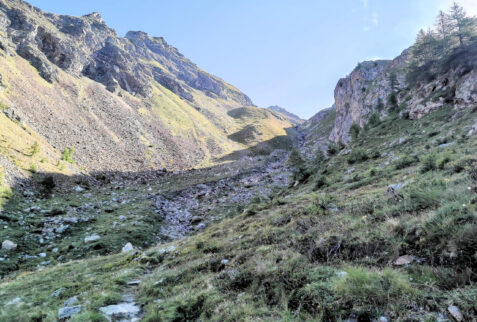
0,0,477,321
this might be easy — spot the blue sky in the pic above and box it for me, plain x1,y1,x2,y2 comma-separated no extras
27,0,477,118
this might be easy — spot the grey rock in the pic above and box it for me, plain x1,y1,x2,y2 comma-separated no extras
51,288,66,297
195,223,206,230
64,296,79,307
127,280,141,286
121,242,134,253
58,306,82,320
6,297,21,305
99,302,141,321
73,186,85,192
438,142,455,148
2,240,17,251
394,255,415,266
84,234,101,243
448,305,463,321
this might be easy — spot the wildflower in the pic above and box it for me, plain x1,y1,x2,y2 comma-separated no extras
444,178,449,183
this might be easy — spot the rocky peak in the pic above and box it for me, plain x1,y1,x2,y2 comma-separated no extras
82,12,104,23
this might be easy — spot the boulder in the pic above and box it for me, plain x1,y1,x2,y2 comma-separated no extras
448,305,463,322
58,306,82,320
2,240,17,251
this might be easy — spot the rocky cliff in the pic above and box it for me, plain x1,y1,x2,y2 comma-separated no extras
329,53,407,143
329,42,477,143
0,0,293,180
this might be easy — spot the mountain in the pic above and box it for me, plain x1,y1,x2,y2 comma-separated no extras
0,2,477,321
267,105,304,125
0,0,294,181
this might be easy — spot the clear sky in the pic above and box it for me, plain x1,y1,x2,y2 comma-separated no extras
26,0,477,118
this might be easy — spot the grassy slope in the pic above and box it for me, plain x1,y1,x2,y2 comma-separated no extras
0,105,476,321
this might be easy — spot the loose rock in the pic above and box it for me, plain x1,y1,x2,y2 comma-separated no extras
58,306,82,320
2,240,17,251
448,305,463,322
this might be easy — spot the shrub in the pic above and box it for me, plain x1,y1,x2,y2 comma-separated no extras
313,149,326,170
39,175,56,197
387,92,398,109
368,113,381,127
288,149,311,184
30,141,40,156
313,175,328,190
349,122,361,141
407,186,441,211
437,154,451,169
61,147,75,164
369,168,377,177
420,154,437,173
347,148,369,164
395,154,418,169
327,143,338,156
370,149,381,159
334,266,415,306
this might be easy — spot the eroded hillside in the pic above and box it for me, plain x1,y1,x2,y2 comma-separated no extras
0,0,294,181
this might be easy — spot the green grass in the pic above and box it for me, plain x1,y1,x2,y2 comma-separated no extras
0,105,476,321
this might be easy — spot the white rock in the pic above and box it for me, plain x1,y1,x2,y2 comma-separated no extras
448,305,463,322
99,302,140,321
84,234,101,243
122,242,134,253
394,255,415,266
73,186,85,192
2,240,17,251
39,252,47,258
221,259,229,265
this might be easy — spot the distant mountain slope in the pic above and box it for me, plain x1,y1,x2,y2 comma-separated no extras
268,105,304,125
0,0,293,181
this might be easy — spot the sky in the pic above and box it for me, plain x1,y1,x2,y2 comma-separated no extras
26,0,477,119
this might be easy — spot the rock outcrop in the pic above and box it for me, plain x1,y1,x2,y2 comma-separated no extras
329,53,407,143
329,44,477,143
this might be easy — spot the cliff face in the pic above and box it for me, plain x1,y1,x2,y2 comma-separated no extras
329,52,408,143
329,44,477,143
0,0,291,178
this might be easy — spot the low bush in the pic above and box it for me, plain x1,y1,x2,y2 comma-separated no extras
334,266,416,307
420,154,437,173
395,154,418,169
61,147,75,164
347,149,369,164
